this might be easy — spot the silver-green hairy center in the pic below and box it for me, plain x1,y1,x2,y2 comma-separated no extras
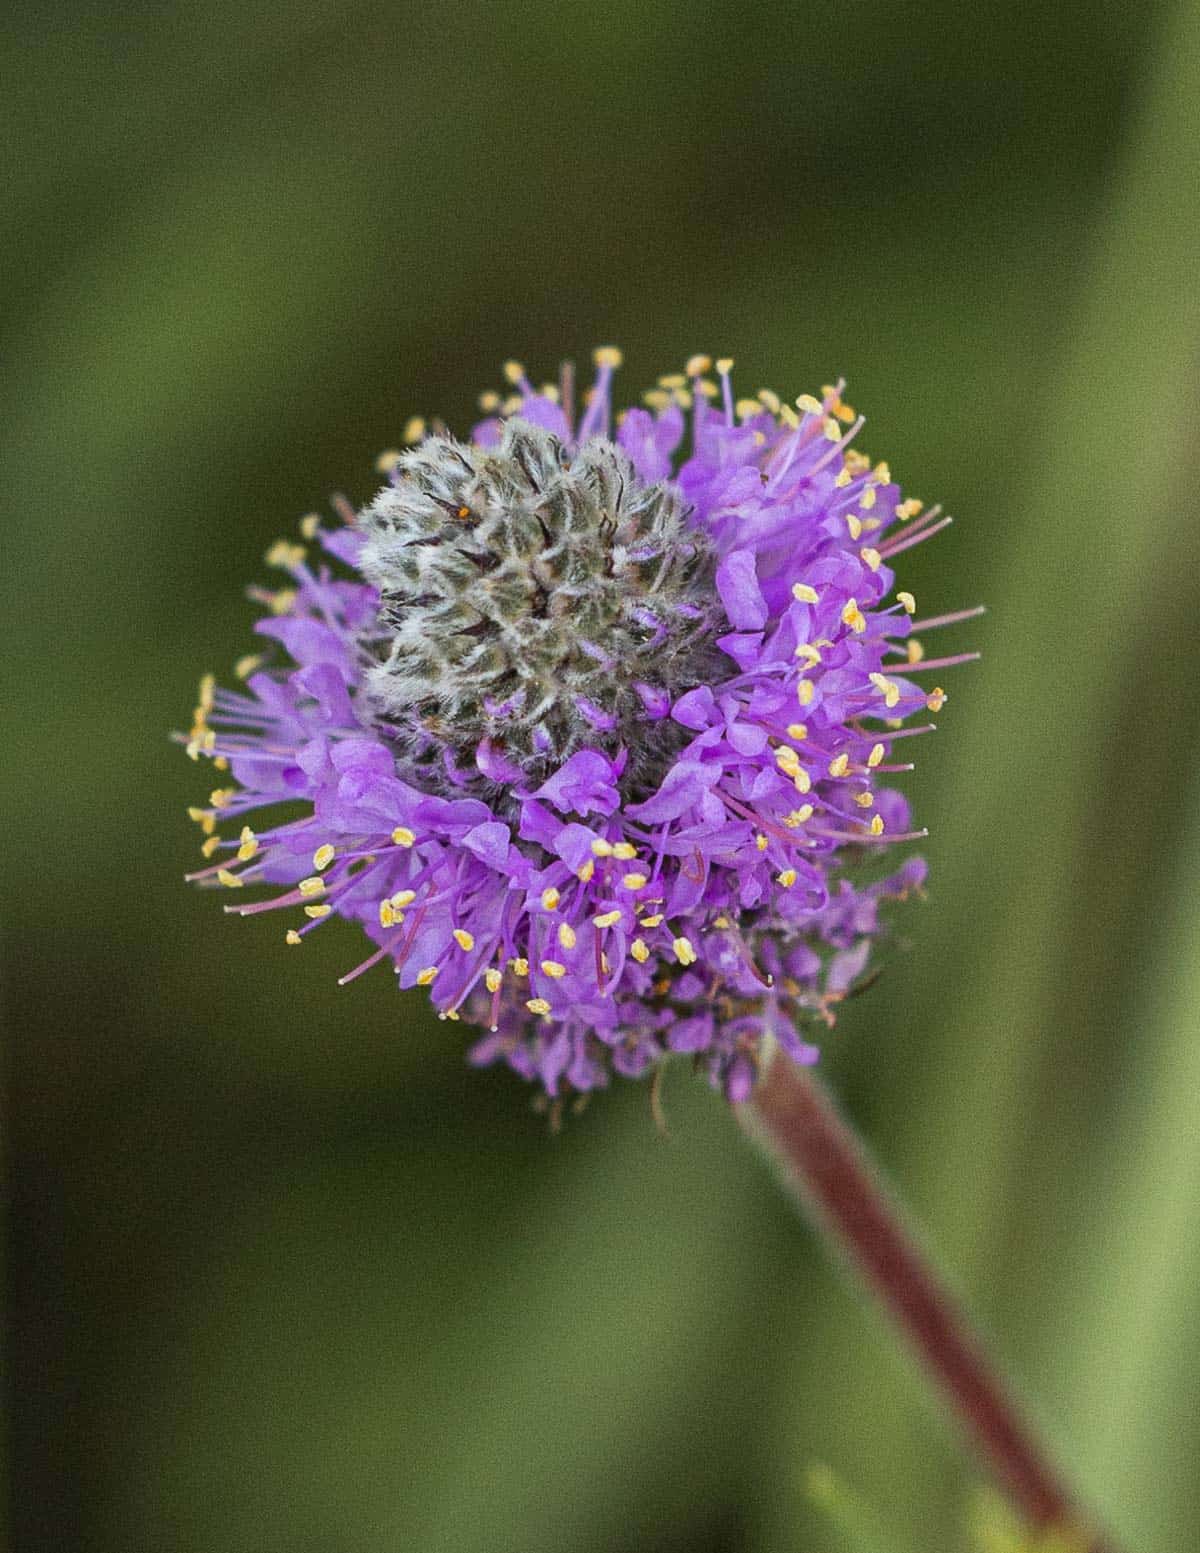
357,419,720,790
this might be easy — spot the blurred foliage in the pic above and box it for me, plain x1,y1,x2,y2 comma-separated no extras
5,0,1200,1550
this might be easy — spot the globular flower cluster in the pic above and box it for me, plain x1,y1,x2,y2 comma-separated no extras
183,350,976,1108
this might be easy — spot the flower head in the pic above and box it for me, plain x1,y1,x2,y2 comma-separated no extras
182,351,975,1108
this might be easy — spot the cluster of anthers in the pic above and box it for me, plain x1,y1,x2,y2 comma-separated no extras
182,349,978,1115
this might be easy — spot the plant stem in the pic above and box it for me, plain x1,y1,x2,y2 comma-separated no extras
743,1053,1117,1552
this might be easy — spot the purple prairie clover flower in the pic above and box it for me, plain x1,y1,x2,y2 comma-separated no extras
181,350,978,1108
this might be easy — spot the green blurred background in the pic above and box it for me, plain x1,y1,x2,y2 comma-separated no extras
5,1,1200,1549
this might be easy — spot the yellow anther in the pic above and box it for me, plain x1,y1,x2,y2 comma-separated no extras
639,913,664,928
791,581,819,604
416,965,439,985
299,512,321,539
540,959,567,979
777,869,797,888
576,859,595,883
268,588,296,615
787,722,808,741
391,826,415,848
201,835,221,858
671,388,693,410
845,513,863,539
841,598,867,634
860,486,877,510
797,678,815,706
860,547,882,572
845,450,870,474
216,868,242,888
695,378,719,399
478,390,501,412
755,833,769,852
775,745,800,774
403,415,426,443
686,354,712,377
265,540,307,569
209,788,233,809
631,938,650,963
736,397,763,419
785,804,814,826
658,373,687,390
854,790,875,808
758,388,782,413
539,383,560,402
379,901,395,928
503,359,526,384
793,767,813,794
234,653,263,679
212,755,229,771
867,742,885,767
298,876,325,897
454,504,471,520
237,829,259,862
374,450,402,474
621,872,649,891
590,838,614,857
869,815,885,836
557,922,577,950
592,909,622,929
872,461,891,484
526,997,551,1015
286,929,302,945
927,686,948,712
593,346,624,368
795,393,822,416
502,393,523,414
643,388,670,410
835,468,852,488
779,405,799,429
541,886,561,911
897,498,923,520
828,753,850,778
823,417,843,441
794,642,822,667
611,841,637,860
485,968,503,993
310,844,334,872
304,902,332,919
391,890,416,908
869,672,901,708
715,357,734,374
453,929,475,952
197,672,215,712
510,957,530,977
673,936,698,965
907,639,925,664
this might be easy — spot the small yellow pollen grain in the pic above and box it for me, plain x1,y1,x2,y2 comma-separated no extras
212,756,229,772
797,678,815,706
860,546,882,572
593,909,622,929
686,354,712,377
897,590,917,614
526,997,552,1015
794,642,821,668
286,929,302,945
775,745,800,774
453,929,475,952
828,753,850,778
209,788,233,809
872,461,892,484
860,486,877,511
576,859,595,883
416,965,439,986
869,672,901,708
854,790,875,808
478,390,501,412
391,827,415,848
868,742,885,767
791,582,819,604
594,346,624,368
777,869,797,888
713,915,732,929
266,540,307,569
510,957,530,977
379,901,396,927
557,922,577,950
400,414,426,443
927,686,948,712
695,378,719,399
841,598,867,634
304,902,332,919
897,498,923,520
541,887,560,911
234,653,262,679
375,450,402,474
392,890,416,909
659,373,687,390
313,844,335,871
298,876,325,897
299,512,321,539
736,397,763,419
541,959,567,979
823,416,843,442
785,805,814,827
673,936,698,966
485,968,503,993
621,872,649,891
612,841,637,861
869,815,885,836
217,868,242,888
907,639,925,664
631,938,650,963
640,913,664,928
793,767,812,794
715,356,734,374
795,393,822,416
845,513,863,540
201,835,221,858
268,588,297,615
755,833,769,852
503,359,525,384
590,838,614,857
758,388,782,412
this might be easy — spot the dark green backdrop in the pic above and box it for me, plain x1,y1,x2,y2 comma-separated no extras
6,2,1200,1549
